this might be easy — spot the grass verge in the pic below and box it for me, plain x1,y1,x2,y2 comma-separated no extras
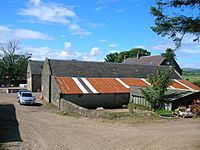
156,109,172,115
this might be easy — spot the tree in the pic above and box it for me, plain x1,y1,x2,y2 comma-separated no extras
104,48,151,63
151,0,200,48
141,67,173,109
0,40,31,85
161,48,176,64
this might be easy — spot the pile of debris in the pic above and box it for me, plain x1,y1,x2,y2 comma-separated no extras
173,99,200,118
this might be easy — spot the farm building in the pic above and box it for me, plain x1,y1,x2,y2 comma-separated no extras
41,58,183,109
27,60,43,92
123,55,182,75
130,82,200,110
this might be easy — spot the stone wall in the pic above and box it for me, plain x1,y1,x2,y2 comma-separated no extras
60,99,104,118
27,64,32,91
62,93,129,109
41,59,51,102
51,76,61,107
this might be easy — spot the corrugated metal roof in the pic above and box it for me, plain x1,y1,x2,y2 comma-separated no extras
55,77,200,95
87,78,129,94
178,80,200,91
120,78,149,87
171,80,189,90
56,77,82,94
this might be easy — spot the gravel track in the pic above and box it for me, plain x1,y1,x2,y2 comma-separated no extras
0,93,200,150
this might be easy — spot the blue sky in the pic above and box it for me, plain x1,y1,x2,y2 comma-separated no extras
0,0,200,68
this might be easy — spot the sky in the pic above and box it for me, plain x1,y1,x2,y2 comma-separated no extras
0,0,200,68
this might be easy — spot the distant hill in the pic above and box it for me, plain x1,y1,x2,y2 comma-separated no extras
182,68,200,73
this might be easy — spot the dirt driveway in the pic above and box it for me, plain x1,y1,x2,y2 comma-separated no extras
0,93,200,150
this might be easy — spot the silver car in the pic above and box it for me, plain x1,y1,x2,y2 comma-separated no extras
17,91,36,105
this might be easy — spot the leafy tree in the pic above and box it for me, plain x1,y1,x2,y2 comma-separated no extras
0,40,31,85
141,67,173,109
105,48,151,63
161,47,176,67
151,0,200,48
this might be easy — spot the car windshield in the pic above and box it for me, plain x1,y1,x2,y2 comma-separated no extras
22,93,32,97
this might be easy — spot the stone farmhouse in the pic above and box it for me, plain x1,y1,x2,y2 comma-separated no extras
123,55,182,75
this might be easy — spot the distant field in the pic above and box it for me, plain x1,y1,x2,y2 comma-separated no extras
182,72,200,87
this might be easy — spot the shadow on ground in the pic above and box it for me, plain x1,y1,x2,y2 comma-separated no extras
0,104,22,143
20,102,43,107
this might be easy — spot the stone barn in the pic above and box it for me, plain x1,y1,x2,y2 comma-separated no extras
41,58,182,109
27,60,43,92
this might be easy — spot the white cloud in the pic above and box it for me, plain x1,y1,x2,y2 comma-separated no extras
109,50,120,53
64,42,71,50
181,48,200,54
0,25,51,41
19,0,91,37
136,45,145,49
180,43,200,54
69,23,91,36
20,1,76,24
108,44,117,48
25,44,102,61
151,43,174,51
13,29,51,40
25,46,52,60
29,0,41,6
90,47,101,56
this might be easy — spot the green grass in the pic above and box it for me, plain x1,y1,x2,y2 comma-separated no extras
183,75,200,82
156,109,172,115
182,72,200,87
183,74,200,87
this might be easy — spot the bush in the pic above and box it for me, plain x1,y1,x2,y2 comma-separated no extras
128,101,134,113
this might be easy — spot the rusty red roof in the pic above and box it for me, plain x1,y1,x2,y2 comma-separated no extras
56,77,82,94
86,78,129,94
171,80,189,90
173,80,200,91
55,77,200,95
120,78,149,87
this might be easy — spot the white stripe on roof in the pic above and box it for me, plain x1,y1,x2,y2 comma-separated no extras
116,78,130,88
169,86,175,89
174,79,194,91
72,77,89,94
141,78,151,86
81,78,98,94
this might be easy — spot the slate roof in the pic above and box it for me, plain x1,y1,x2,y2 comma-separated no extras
29,60,43,74
123,55,165,65
48,59,182,79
